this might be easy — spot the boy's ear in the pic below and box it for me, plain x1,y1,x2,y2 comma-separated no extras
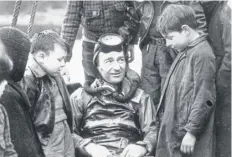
34,51,47,64
181,25,190,36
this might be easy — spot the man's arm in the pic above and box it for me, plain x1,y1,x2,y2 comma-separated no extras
61,0,83,59
137,93,157,154
0,105,18,157
70,88,93,155
121,93,157,157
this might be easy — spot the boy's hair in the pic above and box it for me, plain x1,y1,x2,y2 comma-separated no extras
30,30,70,55
156,4,198,36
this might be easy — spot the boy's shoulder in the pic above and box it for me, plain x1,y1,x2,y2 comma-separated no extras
189,36,215,59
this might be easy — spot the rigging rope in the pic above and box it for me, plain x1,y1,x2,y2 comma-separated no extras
11,0,22,27
27,0,38,38
11,0,38,37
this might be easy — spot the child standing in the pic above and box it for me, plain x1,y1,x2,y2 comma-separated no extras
21,30,74,157
155,4,216,157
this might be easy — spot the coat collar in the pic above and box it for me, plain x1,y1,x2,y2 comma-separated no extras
91,78,142,103
28,58,46,78
186,34,207,49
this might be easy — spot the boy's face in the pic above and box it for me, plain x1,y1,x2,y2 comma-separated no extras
97,50,126,84
40,43,67,76
164,30,189,52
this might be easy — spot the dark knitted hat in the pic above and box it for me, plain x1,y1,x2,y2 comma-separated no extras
0,27,30,82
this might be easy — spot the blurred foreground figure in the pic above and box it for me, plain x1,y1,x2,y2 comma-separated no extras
70,34,157,157
0,27,45,157
208,1,231,157
0,27,18,157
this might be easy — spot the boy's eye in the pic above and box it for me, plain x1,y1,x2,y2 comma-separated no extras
57,58,64,62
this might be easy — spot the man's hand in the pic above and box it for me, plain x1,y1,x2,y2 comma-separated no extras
180,132,196,154
127,44,134,63
85,143,112,157
120,144,147,157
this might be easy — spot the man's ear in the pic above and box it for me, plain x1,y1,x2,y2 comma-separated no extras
34,51,47,64
181,25,191,36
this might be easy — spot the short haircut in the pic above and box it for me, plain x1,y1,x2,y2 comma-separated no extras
156,4,198,36
30,30,70,55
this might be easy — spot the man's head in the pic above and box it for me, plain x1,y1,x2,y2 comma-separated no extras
31,30,69,76
156,4,198,51
0,27,30,82
93,34,127,84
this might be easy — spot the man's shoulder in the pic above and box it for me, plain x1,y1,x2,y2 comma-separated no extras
131,87,150,104
190,39,215,59
70,87,93,105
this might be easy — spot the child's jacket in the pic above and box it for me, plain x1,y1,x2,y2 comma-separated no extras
21,59,73,146
156,35,216,157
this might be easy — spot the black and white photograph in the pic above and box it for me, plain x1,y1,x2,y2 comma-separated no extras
0,1,230,157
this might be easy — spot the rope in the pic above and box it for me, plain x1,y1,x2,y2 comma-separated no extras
11,0,22,27
27,0,38,38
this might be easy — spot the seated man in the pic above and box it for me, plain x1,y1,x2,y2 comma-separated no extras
70,33,157,157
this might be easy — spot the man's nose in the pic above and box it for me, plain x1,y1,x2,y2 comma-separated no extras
113,62,121,70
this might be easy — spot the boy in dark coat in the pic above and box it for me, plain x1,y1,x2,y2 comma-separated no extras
21,30,74,157
155,4,216,157
0,27,45,157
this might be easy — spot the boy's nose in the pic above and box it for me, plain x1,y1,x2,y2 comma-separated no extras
61,60,66,67
166,40,171,47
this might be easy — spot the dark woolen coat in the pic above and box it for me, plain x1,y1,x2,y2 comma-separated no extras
1,81,45,157
0,27,45,157
208,2,231,157
155,36,216,157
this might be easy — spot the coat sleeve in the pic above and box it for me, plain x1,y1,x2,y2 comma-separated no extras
0,105,18,157
185,50,216,136
60,0,83,57
70,88,92,155
137,93,157,154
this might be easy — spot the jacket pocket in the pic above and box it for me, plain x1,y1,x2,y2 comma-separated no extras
82,9,103,32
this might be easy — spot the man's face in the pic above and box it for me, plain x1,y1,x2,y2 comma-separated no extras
0,40,13,80
164,30,189,52
40,43,67,76
97,50,126,84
